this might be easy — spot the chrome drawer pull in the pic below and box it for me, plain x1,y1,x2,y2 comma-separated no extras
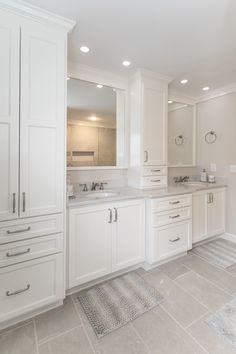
151,179,161,182
169,214,180,219
12,193,16,214
6,284,30,297
114,208,118,222
108,209,112,223
144,150,148,162
169,201,180,205
7,226,31,235
151,169,161,172
22,192,26,212
169,237,180,243
6,248,30,258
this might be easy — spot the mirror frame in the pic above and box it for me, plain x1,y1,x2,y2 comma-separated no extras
168,93,197,167
67,63,129,170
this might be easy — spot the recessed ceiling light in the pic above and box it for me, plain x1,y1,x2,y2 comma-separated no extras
168,100,173,104
180,79,188,84
202,86,210,91
122,60,131,66
67,77,70,80
80,46,90,53
96,84,103,88
88,116,98,121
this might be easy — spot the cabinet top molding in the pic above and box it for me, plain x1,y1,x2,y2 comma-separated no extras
0,0,76,32
132,68,173,84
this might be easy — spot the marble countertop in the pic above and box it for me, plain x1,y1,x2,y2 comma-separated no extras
67,182,226,208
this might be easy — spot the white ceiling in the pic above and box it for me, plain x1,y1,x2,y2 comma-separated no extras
26,0,236,96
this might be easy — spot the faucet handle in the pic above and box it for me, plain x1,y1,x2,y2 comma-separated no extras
100,182,108,190
79,183,88,192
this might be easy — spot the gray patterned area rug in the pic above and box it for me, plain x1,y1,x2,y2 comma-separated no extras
207,298,236,349
191,238,236,269
77,271,163,338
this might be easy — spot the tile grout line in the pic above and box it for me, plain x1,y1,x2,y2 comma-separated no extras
33,319,40,354
130,323,152,354
71,295,96,354
37,324,83,346
185,310,211,330
159,304,209,354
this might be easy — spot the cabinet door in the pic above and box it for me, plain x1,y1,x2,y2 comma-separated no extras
207,188,225,237
112,200,145,272
68,205,112,287
20,21,66,217
0,12,20,221
142,78,167,166
193,191,208,243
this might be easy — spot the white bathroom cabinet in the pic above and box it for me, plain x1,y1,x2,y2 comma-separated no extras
128,70,171,188
68,199,145,288
193,188,226,244
0,3,74,327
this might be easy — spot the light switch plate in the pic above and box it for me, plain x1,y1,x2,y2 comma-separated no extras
210,163,217,172
230,165,236,173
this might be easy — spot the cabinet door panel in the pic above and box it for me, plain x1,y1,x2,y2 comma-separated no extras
20,22,65,217
68,206,111,287
193,191,208,243
142,79,167,165
112,200,145,272
0,12,20,221
207,189,225,237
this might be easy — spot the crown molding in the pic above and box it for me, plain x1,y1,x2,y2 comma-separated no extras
133,68,173,84
68,62,128,90
0,0,76,32
168,89,197,105
196,82,236,103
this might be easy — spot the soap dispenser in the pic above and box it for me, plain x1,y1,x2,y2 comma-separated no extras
200,168,207,182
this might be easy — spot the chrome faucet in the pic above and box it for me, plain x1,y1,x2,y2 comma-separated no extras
91,182,100,191
173,176,190,183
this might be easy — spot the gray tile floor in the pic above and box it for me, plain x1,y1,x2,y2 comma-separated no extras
2,253,236,354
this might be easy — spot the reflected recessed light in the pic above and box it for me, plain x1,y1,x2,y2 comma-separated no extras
168,100,173,104
88,116,98,121
202,86,210,91
67,77,70,80
97,84,103,88
122,60,131,66
80,46,90,53
180,79,188,84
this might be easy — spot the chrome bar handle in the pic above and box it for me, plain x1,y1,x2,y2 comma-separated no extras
144,150,148,163
151,179,161,183
114,208,118,222
6,284,30,297
12,193,16,214
207,193,210,203
108,209,112,223
22,192,26,212
169,237,180,243
169,201,180,205
211,193,214,203
7,226,31,235
151,169,161,172
6,248,30,258
169,214,180,219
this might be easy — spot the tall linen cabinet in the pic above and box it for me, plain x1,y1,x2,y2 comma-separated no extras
0,2,75,327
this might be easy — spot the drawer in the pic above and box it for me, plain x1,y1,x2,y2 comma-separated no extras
0,214,63,244
0,233,63,268
142,166,167,177
152,207,192,227
141,175,167,188
0,254,63,323
151,194,192,212
151,221,192,262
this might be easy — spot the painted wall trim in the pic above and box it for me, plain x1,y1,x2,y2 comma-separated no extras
68,63,128,90
168,89,197,105
0,0,76,32
221,233,236,243
196,82,236,103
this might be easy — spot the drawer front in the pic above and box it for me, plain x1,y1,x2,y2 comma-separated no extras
0,214,63,244
0,254,63,323
141,176,167,188
152,207,192,227
0,233,63,268
152,221,192,262
142,166,167,177
152,194,192,212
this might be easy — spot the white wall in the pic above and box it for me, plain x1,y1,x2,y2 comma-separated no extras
196,92,236,236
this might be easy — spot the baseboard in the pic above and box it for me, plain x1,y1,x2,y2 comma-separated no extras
221,233,236,243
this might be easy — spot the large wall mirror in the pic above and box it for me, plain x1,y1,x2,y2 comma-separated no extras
168,100,196,166
67,78,126,169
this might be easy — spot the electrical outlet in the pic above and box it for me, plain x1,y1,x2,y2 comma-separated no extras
210,163,217,172
230,165,236,173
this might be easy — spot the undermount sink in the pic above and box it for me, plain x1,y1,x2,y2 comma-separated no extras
84,191,120,199
183,182,208,187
